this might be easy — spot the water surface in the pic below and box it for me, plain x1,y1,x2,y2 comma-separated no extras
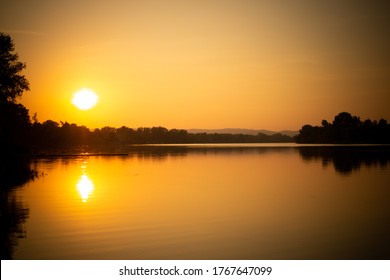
7,145,390,259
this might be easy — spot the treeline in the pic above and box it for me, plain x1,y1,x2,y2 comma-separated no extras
296,112,390,144
28,120,293,150
11,111,390,153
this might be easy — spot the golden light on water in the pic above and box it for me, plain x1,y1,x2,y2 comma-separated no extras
76,174,94,202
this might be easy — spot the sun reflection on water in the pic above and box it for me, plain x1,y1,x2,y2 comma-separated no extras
77,174,94,202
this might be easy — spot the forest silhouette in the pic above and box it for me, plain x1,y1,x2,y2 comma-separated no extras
296,112,390,144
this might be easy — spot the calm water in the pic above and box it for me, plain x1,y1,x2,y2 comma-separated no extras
5,145,390,259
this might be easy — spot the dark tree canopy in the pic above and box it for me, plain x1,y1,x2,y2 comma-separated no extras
296,112,390,144
0,33,31,153
0,33,29,104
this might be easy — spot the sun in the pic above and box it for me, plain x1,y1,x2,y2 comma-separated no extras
71,88,98,110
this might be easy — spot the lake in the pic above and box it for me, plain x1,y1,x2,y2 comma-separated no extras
4,144,390,259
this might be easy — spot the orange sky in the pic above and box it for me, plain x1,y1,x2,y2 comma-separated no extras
1,0,389,130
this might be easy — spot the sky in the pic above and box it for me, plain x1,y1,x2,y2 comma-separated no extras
1,0,389,130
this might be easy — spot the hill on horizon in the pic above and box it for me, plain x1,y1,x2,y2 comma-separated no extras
187,128,298,137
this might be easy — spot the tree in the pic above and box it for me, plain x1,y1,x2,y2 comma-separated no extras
296,112,390,144
0,33,31,153
0,33,30,103
321,120,329,127
333,112,361,127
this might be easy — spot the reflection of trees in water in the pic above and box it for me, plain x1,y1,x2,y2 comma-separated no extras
32,145,390,176
126,145,295,160
128,146,390,175
298,146,390,175
33,144,298,160
1,191,29,259
0,157,38,259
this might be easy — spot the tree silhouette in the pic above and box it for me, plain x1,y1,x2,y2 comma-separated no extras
296,112,390,144
0,33,36,259
0,33,29,103
0,33,31,153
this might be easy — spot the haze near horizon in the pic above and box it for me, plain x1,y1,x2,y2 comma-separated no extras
1,0,389,131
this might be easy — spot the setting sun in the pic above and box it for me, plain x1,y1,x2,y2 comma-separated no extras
71,88,98,110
